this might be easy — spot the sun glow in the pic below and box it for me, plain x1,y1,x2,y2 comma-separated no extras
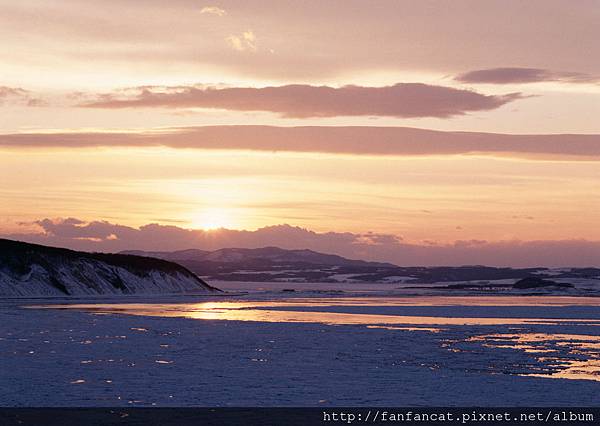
191,208,235,231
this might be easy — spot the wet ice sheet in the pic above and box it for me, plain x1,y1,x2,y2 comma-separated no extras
212,279,600,295
32,298,600,327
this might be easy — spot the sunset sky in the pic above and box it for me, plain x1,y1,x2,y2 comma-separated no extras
1,0,599,266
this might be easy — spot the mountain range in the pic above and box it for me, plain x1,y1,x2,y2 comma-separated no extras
121,246,600,286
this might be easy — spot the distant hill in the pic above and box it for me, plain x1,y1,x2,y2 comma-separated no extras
215,247,394,266
0,239,220,297
121,247,396,281
120,246,587,285
122,249,211,262
122,246,395,267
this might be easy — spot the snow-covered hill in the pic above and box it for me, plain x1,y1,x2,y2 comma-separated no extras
0,239,220,297
122,246,394,267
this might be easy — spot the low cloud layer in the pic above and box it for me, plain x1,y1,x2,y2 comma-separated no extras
4,218,600,267
80,83,521,118
0,86,44,107
1,126,599,160
456,67,600,85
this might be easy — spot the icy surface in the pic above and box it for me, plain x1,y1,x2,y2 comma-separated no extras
1,288,600,406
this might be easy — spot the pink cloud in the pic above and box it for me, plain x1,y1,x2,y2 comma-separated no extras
5,218,600,267
79,83,522,118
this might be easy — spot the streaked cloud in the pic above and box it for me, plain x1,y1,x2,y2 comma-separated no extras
5,218,599,267
79,83,521,118
2,126,599,160
1,2,599,133
200,6,226,16
456,67,600,85
0,86,28,99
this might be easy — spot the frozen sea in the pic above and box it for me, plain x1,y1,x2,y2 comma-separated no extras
1,281,599,406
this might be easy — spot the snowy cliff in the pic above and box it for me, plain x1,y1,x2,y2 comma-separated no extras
0,239,220,297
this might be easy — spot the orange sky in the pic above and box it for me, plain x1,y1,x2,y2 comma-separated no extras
1,1,599,265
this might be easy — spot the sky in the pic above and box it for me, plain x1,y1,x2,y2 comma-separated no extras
1,0,599,266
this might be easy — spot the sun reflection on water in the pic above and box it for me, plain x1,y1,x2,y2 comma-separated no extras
30,298,600,327
466,333,600,382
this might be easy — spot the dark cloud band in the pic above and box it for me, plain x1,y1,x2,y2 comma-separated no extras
80,83,522,118
1,126,599,160
456,67,599,85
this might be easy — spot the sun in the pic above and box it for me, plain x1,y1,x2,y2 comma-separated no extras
192,208,234,231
